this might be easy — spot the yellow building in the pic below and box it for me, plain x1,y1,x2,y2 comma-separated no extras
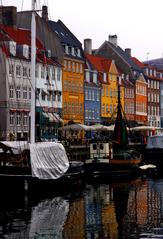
104,61,125,123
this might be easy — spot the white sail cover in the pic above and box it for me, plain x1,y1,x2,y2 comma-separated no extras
29,142,69,180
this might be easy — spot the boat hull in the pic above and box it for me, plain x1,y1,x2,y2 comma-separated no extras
85,158,142,179
0,161,85,194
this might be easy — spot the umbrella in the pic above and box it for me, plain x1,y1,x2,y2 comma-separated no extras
130,126,160,131
89,124,109,131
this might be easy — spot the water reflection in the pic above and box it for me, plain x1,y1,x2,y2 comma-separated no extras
29,197,69,238
1,178,163,238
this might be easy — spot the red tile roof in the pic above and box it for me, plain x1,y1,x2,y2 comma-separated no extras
132,57,145,68
86,54,112,72
0,25,44,50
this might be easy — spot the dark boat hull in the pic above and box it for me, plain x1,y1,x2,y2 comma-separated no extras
85,159,142,180
0,161,85,194
143,149,163,168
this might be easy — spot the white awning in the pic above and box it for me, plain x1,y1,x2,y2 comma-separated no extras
42,89,49,95
48,113,57,122
42,112,49,118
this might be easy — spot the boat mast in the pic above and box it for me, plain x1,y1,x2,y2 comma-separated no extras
30,0,36,144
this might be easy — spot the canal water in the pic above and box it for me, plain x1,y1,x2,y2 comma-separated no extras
0,176,163,239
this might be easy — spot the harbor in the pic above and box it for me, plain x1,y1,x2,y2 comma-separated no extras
1,175,163,238
1,0,163,238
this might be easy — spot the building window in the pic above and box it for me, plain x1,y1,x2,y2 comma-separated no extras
16,65,21,76
16,86,21,99
10,112,14,125
47,94,51,101
41,92,46,101
72,62,75,72
57,68,61,81
85,71,90,82
80,64,83,74
9,85,14,99
52,92,56,101
9,64,14,75
23,67,28,77
58,92,61,102
68,61,71,71
76,63,79,73
41,66,44,78
23,113,28,126
103,73,107,82
85,89,88,100
29,87,31,100
23,86,27,99
16,112,21,125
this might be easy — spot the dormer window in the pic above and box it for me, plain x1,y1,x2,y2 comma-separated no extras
23,45,29,59
103,73,107,82
150,69,152,76
85,70,90,82
71,47,75,55
93,72,97,84
68,46,71,55
154,70,156,77
77,49,81,57
9,41,16,56
65,45,69,54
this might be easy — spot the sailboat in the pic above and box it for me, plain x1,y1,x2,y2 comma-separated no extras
85,79,143,179
0,1,84,191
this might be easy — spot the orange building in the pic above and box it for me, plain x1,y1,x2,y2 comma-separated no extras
135,74,148,125
48,20,85,124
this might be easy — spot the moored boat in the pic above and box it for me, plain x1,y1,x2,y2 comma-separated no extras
85,80,143,179
0,1,84,192
143,134,163,168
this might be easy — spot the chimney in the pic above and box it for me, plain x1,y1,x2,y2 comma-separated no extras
42,5,48,21
108,35,118,47
0,6,17,27
125,48,131,57
84,39,92,54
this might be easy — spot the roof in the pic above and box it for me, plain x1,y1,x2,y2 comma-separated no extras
132,57,145,69
86,54,112,72
0,24,44,50
143,58,163,70
48,20,82,48
103,41,143,72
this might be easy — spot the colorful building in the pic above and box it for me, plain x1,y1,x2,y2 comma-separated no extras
84,39,123,125
95,35,147,126
0,6,63,141
48,18,85,125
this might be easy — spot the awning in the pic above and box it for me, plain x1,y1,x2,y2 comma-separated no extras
48,113,57,122
10,108,17,112
53,113,63,123
23,109,30,113
42,112,49,118
42,89,49,95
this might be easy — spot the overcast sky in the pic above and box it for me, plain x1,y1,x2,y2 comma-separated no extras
2,0,163,61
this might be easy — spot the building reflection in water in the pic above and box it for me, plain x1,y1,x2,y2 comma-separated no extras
1,178,163,238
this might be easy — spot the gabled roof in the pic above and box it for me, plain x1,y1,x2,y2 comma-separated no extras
86,54,112,72
132,57,145,69
97,41,142,73
48,20,82,48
